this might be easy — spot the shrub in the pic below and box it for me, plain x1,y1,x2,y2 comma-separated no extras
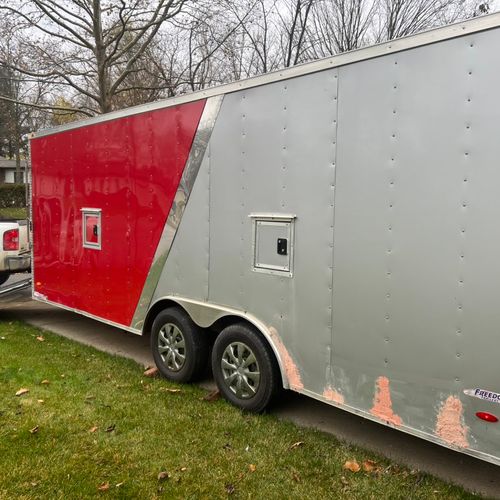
0,184,27,208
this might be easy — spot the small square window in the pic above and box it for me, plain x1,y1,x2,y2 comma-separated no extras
81,208,101,249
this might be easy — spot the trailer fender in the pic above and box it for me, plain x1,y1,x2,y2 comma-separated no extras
145,296,290,389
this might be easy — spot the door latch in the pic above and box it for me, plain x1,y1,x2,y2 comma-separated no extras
277,238,288,256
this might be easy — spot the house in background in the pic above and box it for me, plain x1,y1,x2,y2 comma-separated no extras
0,157,28,183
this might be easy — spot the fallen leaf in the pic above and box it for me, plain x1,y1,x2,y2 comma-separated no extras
0,336,5,340
362,459,378,472
15,388,29,397
290,441,304,450
60,374,65,378
41,380,50,385
37,399,44,404
248,464,256,473
143,367,159,378
30,482,38,487
36,336,45,342
225,483,235,495
179,467,187,472
202,389,220,402
343,460,361,473
164,388,181,393
89,426,98,433
97,482,109,491
115,482,124,488
105,424,115,433
157,471,169,481
29,425,39,434
291,470,301,483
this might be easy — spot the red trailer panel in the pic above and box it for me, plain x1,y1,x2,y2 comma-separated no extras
31,100,206,326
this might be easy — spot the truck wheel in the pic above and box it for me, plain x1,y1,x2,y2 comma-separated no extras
0,272,9,286
212,323,281,412
151,308,209,383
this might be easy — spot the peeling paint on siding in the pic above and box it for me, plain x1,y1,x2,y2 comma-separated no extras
370,376,402,426
268,326,304,390
323,386,345,405
435,396,469,448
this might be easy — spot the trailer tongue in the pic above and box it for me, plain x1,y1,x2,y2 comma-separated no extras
0,277,32,297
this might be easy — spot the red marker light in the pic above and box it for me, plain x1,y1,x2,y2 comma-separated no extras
476,412,498,423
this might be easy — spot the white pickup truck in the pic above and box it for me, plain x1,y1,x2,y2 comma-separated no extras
0,220,31,285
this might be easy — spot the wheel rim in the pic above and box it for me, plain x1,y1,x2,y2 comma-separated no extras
221,342,260,399
157,323,186,372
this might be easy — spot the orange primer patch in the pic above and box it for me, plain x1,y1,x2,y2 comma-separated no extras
268,327,304,390
435,396,469,448
370,376,402,426
323,386,345,405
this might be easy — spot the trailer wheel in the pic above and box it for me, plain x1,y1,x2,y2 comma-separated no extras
151,307,209,383
212,323,280,412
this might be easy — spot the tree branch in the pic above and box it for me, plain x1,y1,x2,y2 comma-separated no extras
0,94,93,116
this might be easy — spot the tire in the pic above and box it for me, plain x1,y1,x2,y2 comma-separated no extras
151,307,209,383
0,272,9,286
212,323,281,413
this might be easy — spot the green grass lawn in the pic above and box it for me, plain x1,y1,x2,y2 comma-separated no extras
0,207,28,220
0,321,476,499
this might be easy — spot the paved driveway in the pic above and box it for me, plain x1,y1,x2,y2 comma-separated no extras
0,283,498,498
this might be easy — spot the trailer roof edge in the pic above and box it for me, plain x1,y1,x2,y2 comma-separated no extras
32,11,500,139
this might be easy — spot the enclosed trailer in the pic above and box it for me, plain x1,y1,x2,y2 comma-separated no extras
30,13,500,466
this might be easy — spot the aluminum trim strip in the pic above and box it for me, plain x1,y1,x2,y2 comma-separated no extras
31,12,500,139
32,295,142,335
130,95,223,330
299,387,500,468
248,213,297,220
80,207,102,213
28,132,34,299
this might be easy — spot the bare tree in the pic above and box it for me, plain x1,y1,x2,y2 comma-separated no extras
149,31,189,96
224,0,282,77
0,0,492,127
0,0,188,114
0,65,52,182
377,0,475,41
110,36,167,108
172,0,258,91
0,19,55,181
277,0,316,67
224,0,316,75
308,0,376,58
